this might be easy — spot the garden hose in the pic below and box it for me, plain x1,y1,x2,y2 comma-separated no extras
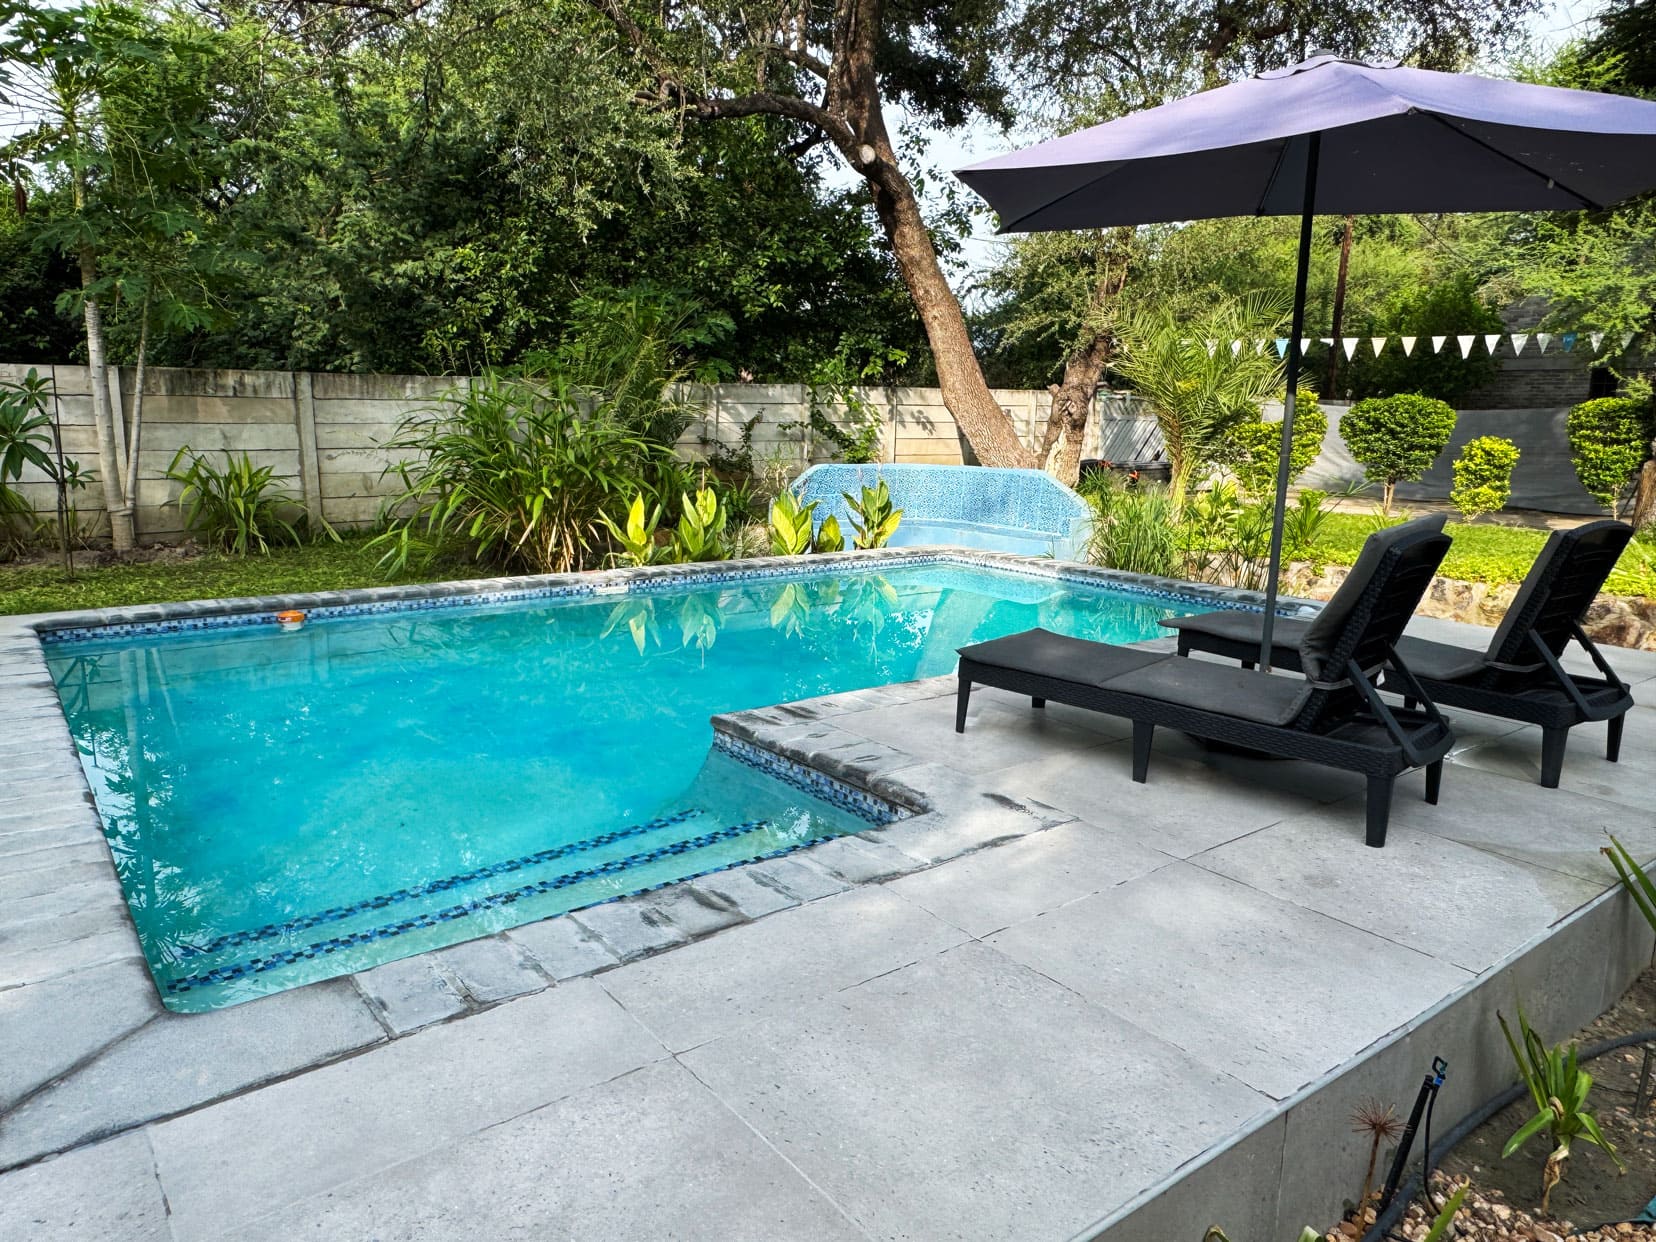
1359,1029,1656,1242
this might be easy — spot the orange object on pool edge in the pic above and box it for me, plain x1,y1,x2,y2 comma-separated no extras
276,610,306,630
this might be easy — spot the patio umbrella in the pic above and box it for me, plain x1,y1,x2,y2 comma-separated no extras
956,53,1656,667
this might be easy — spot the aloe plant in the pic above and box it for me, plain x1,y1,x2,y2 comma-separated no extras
768,490,818,556
843,479,902,549
1499,1004,1623,1213
602,494,665,566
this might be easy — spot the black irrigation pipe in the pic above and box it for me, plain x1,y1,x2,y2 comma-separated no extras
1361,1029,1656,1242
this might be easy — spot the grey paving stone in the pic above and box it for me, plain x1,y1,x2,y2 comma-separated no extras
686,864,800,920
149,981,669,1241
1387,762,1652,882
843,691,1116,775
799,833,921,884
0,838,107,876
1193,813,1603,972
5,876,126,926
888,818,1173,937
1444,706,1655,809
432,935,548,1004
740,853,852,902
570,896,689,962
0,1131,168,1242
0,925,141,991
0,957,160,1113
645,882,747,938
988,863,1472,1100
864,762,1074,865
506,915,621,979
353,953,468,1034
599,886,968,1053
682,942,1270,1242
0,977,385,1169
227,1058,865,1242
1103,1111,1287,1242
0,858,115,904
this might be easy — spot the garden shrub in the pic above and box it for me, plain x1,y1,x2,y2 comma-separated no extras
1567,395,1654,517
1450,436,1521,520
1219,389,1328,498
1339,393,1457,512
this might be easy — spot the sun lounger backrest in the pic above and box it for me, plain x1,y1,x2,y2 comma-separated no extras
1486,520,1635,663
1297,514,1447,684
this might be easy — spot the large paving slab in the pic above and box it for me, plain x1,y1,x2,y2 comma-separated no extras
681,941,1273,1241
0,1131,168,1242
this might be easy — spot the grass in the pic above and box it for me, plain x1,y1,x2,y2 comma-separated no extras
1308,511,1656,598
0,535,495,616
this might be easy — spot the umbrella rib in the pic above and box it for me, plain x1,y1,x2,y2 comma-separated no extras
1414,110,1606,209
994,167,1126,233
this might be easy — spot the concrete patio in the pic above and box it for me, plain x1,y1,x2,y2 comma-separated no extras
3,597,1655,1241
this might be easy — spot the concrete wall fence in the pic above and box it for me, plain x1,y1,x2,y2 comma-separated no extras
0,361,1616,543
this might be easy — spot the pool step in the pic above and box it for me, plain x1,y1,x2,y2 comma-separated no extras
162,810,780,997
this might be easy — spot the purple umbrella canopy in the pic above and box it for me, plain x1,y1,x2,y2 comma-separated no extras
956,53,1656,666
957,54,1656,231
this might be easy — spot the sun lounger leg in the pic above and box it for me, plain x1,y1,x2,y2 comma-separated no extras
1425,760,1442,805
1131,720,1154,783
1031,697,1046,709
955,679,972,733
1540,726,1568,788
1608,712,1625,764
1364,775,1394,847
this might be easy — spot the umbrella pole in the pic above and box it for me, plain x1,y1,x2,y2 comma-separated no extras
1259,132,1321,671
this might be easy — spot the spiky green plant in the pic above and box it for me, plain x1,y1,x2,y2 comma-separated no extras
769,490,818,556
843,480,902,549
166,447,322,555
601,494,664,567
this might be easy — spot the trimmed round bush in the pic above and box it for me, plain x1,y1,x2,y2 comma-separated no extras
1222,389,1328,498
1339,393,1457,512
1567,396,1654,517
1450,436,1521,520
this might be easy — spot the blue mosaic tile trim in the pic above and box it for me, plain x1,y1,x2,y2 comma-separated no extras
166,817,774,994
179,807,706,959
715,732,906,825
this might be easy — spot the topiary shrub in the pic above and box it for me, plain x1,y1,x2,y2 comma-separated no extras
1567,396,1654,518
1220,389,1328,498
1339,393,1458,512
1450,436,1521,520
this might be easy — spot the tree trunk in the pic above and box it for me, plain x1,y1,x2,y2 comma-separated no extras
1041,333,1113,486
78,249,134,551
123,304,150,538
1632,454,1656,530
1324,214,1354,397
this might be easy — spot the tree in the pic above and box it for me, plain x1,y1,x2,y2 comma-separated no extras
1340,393,1457,512
1566,394,1654,521
1113,294,1287,503
1338,274,1504,404
1219,389,1328,499
1449,435,1520,519
574,0,1039,467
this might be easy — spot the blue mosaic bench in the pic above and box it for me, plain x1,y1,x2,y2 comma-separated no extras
791,464,1092,561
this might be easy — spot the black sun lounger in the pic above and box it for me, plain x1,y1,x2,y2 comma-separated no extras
956,518,1455,847
1164,518,1636,788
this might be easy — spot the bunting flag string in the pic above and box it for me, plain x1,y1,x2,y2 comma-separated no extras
1214,328,1643,362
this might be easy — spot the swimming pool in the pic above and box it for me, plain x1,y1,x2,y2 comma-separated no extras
43,558,1211,1010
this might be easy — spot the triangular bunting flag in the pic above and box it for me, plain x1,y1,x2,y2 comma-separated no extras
1431,336,1447,353
1204,339,1218,357
1370,337,1387,357
1456,335,1476,357
1255,339,1268,355
1342,337,1360,359
1562,331,1578,352
1622,331,1636,351
1301,338,1315,354
1590,331,1605,352
1511,333,1528,356
1483,334,1502,355
1400,336,1417,356
1536,333,1553,354
1230,340,1243,356
1274,338,1289,357
1319,337,1334,347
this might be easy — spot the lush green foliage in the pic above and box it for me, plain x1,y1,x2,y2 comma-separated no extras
601,495,665,567
843,481,903,549
1336,275,1504,404
1566,396,1654,516
768,491,818,556
164,448,316,555
1450,436,1521,519
1498,1004,1622,1215
814,514,846,553
1218,390,1328,498
1339,394,1457,511
1603,834,1656,939
1113,296,1288,501
1082,476,1181,578
371,375,663,575
667,487,729,563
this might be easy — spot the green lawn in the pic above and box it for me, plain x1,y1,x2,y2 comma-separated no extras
1309,512,1656,597
0,536,494,616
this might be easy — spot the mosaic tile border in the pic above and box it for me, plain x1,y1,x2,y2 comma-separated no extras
714,732,910,825
30,547,1314,647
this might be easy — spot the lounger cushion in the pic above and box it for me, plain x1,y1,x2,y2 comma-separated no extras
1391,636,1492,683
1298,514,1447,682
1101,659,1313,727
1162,610,1312,650
1485,528,1569,662
958,628,1168,688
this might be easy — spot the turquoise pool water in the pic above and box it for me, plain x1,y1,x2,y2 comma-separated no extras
44,560,1202,1010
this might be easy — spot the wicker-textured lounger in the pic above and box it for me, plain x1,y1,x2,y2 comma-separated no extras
1164,519,1636,788
956,518,1454,847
